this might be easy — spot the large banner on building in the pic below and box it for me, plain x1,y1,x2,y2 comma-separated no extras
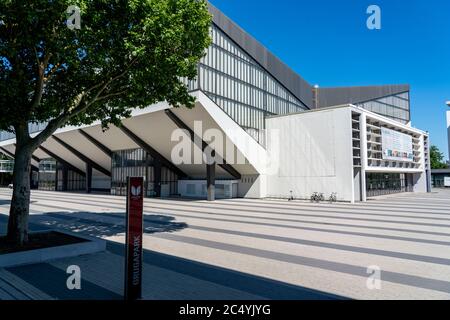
381,127,414,162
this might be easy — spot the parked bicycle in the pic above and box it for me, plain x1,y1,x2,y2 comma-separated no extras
329,192,338,203
310,192,325,203
288,190,294,201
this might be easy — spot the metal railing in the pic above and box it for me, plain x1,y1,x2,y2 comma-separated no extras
366,177,413,197
0,160,14,173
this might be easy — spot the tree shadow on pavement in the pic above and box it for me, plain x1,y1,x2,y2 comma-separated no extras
0,211,188,239
0,200,11,206
0,212,348,300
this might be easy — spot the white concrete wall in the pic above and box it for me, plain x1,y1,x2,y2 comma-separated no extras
238,174,267,198
92,175,111,190
413,172,428,193
447,110,450,163
178,180,239,199
419,135,426,171
353,168,362,202
265,107,354,202
360,113,368,202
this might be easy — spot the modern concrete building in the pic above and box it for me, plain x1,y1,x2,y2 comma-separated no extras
0,3,431,202
266,105,430,202
431,168,450,188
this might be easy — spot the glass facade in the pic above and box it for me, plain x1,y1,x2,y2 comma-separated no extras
431,173,450,188
0,172,12,187
366,173,413,197
38,158,86,191
56,163,86,191
356,92,410,124
184,25,309,144
111,148,178,197
38,159,57,191
112,148,148,196
0,160,14,172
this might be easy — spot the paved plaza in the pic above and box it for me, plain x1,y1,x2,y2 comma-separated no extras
1,188,450,300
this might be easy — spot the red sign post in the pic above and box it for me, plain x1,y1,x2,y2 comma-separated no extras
124,177,144,300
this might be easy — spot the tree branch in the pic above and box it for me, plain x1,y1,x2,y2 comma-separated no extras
96,89,128,102
29,57,139,151
30,48,52,112
44,62,62,82
29,91,87,150
65,57,139,115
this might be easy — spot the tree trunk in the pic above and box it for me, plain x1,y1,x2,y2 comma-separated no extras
7,143,32,246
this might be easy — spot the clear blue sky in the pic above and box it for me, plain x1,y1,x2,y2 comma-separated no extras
210,0,450,160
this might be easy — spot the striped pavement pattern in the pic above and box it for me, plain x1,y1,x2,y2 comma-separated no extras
0,188,450,300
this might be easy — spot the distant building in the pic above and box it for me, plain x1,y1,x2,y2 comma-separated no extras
431,169,450,188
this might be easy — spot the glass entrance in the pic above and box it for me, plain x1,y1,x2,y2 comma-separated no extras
111,148,179,197
366,173,413,197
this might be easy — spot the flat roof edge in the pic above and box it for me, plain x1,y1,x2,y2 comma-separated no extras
208,2,314,108
266,104,428,135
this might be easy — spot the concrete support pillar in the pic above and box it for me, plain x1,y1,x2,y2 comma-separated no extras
447,110,450,165
62,165,68,192
29,170,33,189
86,163,92,193
207,162,215,201
360,113,368,202
154,160,162,198
55,163,59,191
426,169,432,192
29,167,38,190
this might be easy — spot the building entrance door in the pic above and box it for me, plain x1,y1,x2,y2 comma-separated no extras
366,173,413,197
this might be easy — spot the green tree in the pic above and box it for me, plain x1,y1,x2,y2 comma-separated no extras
0,0,211,245
430,145,448,169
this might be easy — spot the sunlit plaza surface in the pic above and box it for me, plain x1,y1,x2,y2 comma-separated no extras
1,188,450,300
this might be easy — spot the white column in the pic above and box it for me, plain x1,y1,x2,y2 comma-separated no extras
360,113,368,202
447,109,450,163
